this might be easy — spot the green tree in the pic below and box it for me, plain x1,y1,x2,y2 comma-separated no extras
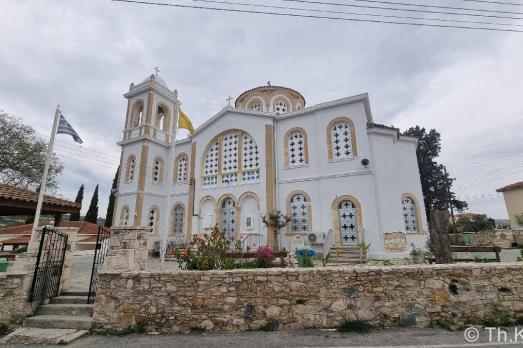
70,184,84,221
261,210,291,249
403,126,467,221
104,167,119,227
0,110,63,191
84,184,99,223
456,214,495,232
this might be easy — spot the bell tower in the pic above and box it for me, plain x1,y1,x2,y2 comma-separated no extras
114,73,179,240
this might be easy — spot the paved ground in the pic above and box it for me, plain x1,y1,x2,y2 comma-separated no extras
4,327,523,347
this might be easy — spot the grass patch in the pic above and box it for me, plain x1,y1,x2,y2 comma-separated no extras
0,324,11,337
189,327,206,334
482,315,519,327
337,319,373,333
95,324,146,336
259,320,280,332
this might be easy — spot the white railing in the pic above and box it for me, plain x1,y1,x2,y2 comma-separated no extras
241,233,262,251
323,229,334,256
171,234,187,246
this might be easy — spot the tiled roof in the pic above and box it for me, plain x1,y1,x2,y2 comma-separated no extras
497,181,523,193
235,85,306,106
0,184,80,210
0,236,30,245
0,221,100,235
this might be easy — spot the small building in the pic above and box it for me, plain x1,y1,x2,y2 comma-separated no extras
497,181,523,230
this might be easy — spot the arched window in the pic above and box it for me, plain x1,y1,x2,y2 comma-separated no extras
130,100,144,128
170,204,184,236
152,157,164,184
120,205,130,226
202,131,260,187
402,195,420,233
274,100,288,114
155,105,169,131
338,200,358,245
125,155,136,183
249,101,262,111
327,118,357,160
241,134,260,183
148,206,159,234
203,141,219,186
286,129,308,167
289,193,310,232
221,198,236,241
175,154,188,184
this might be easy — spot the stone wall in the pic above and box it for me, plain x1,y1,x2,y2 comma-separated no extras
93,263,523,332
449,230,518,248
383,232,407,252
0,271,33,324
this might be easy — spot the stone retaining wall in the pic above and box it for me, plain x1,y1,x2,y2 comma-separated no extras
93,263,523,332
0,271,33,324
449,230,518,248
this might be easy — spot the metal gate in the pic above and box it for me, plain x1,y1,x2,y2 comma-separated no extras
87,226,111,304
29,227,68,304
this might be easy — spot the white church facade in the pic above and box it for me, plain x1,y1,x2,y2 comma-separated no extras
113,74,428,259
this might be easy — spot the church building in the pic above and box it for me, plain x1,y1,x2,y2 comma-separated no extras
113,74,428,259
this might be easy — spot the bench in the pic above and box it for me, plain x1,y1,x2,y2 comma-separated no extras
450,245,501,262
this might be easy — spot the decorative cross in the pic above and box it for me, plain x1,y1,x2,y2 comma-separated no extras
226,95,233,107
154,66,160,75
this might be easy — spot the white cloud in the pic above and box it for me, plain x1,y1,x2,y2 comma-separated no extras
1,0,521,218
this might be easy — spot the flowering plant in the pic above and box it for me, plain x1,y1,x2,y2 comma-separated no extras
255,245,275,268
172,225,232,270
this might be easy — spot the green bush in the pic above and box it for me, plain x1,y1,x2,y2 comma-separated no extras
337,319,373,333
409,245,432,264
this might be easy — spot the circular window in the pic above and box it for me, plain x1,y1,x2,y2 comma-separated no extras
274,100,288,113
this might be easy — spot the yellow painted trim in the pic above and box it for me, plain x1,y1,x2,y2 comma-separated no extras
326,117,358,160
401,193,424,233
283,127,309,168
331,195,363,246
187,142,197,238
286,190,313,234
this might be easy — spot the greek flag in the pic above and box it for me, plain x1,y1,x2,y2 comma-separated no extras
57,114,83,144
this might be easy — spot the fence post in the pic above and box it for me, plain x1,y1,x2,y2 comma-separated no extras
102,227,152,272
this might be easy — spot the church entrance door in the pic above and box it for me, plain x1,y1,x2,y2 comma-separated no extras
221,198,236,241
338,200,359,246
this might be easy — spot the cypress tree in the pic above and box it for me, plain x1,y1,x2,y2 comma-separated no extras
69,184,84,221
104,166,119,227
84,184,99,224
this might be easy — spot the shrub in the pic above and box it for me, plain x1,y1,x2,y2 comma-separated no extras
172,225,231,270
255,246,275,268
337,319,373,333
14,246,27,253
409,245,432,264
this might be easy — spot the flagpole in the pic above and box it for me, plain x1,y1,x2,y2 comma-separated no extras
160,99,180,266
30,105,61,247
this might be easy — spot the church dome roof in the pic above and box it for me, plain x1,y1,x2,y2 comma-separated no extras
235,83,306,113
142,74,168,89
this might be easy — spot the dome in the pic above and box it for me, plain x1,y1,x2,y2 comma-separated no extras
142,74,168,89
235,83,306,114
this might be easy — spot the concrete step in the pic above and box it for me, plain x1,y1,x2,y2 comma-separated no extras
51,296,88,304
37,304,93,316
61,291,89,297
1,328,88,345
24,315,93,330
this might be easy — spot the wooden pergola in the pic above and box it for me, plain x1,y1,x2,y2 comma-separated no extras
0,184,80,225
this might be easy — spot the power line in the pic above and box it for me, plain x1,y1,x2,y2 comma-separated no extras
194,0,523,27
111,0,523,33
280,0,523,20
328,0,523,15
463,0,523,6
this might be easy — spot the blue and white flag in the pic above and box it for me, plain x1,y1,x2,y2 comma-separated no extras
57,114,83,144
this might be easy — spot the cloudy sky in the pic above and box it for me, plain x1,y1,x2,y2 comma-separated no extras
1,0,522,219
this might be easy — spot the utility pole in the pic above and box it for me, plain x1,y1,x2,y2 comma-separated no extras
443,166,456,231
